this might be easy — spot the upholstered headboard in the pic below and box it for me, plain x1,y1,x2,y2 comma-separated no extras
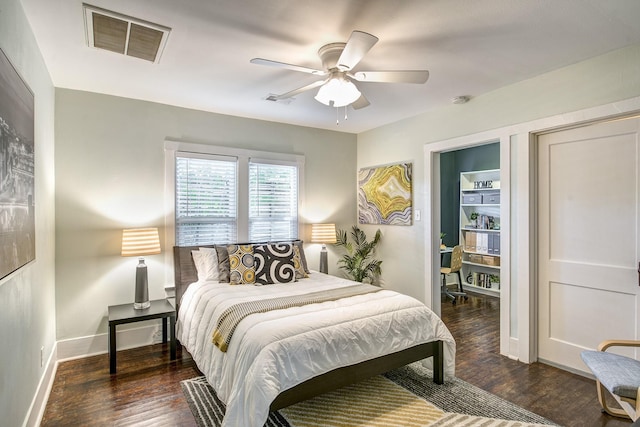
173,244,214,312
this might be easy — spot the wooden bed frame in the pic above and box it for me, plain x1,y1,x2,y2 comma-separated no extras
172,245,445,411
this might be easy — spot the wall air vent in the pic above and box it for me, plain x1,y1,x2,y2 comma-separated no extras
83,4,170,63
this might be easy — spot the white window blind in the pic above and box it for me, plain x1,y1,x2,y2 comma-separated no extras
175,154,237,245
248,160,298,242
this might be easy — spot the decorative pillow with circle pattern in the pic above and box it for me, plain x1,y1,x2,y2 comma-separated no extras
227,244,255,285
253,243,297,285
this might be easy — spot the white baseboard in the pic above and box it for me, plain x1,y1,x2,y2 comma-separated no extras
508,337,519,360
23,342,58,427
538,357,591,377
25,325,163,427
57,324,162,362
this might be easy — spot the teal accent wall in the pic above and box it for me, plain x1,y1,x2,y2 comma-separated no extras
440,143,500,249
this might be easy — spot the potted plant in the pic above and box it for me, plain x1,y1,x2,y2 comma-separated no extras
489,274,501,289
469,212,479,228
335,225,382,284
440,232,446,248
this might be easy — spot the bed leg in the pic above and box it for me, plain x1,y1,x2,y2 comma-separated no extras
433,340,444,384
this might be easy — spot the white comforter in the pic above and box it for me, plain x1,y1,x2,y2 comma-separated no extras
176,272,456,427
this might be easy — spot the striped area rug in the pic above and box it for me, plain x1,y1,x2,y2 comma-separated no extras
181,362,556,427
279,375,445,427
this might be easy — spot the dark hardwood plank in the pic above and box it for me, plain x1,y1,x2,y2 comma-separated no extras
441,292,631,427
42,293,631,426
41,344,200,426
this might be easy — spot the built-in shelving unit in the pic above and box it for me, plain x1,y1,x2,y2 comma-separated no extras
459,169,501,297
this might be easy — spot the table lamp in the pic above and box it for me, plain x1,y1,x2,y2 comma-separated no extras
311,223,337,274
121,227,161,309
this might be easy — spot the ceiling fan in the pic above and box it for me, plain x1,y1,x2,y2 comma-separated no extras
250,30,429,110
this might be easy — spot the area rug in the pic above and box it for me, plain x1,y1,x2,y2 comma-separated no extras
181,362,557,427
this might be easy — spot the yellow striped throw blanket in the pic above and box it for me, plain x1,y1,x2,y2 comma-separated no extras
212,284,382,352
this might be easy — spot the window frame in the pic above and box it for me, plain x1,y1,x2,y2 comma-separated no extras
164,139,305,253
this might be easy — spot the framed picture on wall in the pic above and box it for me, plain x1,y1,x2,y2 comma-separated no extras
358,162,412,226
0,48,35,280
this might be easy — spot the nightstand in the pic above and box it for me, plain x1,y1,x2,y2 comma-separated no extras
108,299,177,374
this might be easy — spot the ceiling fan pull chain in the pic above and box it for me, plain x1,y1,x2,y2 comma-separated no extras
344,106,348,121
336,107,339,125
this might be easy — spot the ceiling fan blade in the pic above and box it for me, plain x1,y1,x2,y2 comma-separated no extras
352,70,429,84
267,78,329,101
351,94,370,110
336,31,379,71
250,58,326,75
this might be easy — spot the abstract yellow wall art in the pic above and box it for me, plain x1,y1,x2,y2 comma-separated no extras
358,162,412,225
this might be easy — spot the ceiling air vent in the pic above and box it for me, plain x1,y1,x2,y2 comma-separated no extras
83,4,170,63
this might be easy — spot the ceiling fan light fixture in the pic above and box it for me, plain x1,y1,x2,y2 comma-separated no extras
314,77,361,107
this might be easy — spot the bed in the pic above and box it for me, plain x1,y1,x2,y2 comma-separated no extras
173,242,456,427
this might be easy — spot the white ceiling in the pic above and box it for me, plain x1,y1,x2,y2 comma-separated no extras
20,0,640,134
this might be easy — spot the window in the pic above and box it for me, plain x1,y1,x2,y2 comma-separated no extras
249,160,298,242
167,140,304,247
175,154,237,245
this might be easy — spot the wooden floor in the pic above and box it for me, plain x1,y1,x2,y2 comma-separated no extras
441,292,630,427
42,293,631,426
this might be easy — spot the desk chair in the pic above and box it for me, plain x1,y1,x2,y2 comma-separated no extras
440,245,467,305
582,340,640,423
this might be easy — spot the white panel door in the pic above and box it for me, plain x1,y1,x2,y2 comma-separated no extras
538,117,640,372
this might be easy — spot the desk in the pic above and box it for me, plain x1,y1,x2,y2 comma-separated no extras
108,299,176,374
440,246,453,265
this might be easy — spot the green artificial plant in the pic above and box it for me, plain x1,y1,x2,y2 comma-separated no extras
335,225,382,284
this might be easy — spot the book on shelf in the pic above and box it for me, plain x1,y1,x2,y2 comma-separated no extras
479,232,488,254
465,231,476,252
469,272,499,289
465,231,502,256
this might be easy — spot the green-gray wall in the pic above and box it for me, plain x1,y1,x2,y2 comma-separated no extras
0,0,56,425
54,89,357,341
357,43,640,304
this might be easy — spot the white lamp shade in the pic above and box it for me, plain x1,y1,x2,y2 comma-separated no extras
314,78,361,107
311,223,337,244
121,228,161,257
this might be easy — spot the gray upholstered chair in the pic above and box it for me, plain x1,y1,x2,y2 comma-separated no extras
581,340,640,422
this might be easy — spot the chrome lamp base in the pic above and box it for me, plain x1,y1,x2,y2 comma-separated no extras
319,244,328,274
134,257,150,310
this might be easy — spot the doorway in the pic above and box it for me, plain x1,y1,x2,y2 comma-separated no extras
425,135,511,358
439,143,501,337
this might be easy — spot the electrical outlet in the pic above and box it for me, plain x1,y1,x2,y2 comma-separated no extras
152,329,163,344
40,346,44,367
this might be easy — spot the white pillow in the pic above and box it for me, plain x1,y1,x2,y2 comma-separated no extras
199,247,220,281
191,250,206,280
192,247,220,282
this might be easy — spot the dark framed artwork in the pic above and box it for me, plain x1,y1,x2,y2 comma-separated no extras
0,48,35,280
358,162,412,225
